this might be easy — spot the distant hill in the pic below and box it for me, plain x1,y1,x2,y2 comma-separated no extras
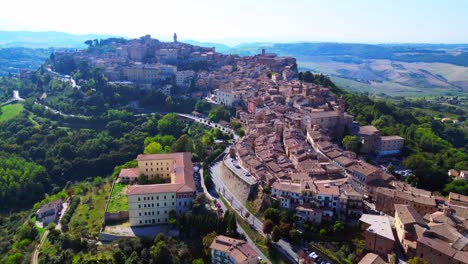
0,31,119,48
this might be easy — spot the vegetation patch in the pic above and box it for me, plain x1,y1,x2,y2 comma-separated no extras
68,181,111,238
0,103,24,122
220,195,289,264
107,182,128,212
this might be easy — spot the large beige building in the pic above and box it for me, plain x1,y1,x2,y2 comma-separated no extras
126,153,195,226
123,63,177,84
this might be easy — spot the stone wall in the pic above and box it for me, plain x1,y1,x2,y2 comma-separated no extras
104,211,129,224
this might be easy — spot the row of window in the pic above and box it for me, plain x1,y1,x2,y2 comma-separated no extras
139,195,173,201
139,218,167,224
139,210,167,216
145,167,170,171
138,202,174,208
145,161,171,166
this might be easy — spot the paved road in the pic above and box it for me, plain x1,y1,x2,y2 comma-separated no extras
201,162,270,263
210,160,299,263
32,229,49,264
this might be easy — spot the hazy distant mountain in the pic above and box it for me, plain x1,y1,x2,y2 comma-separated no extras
0,31,119,48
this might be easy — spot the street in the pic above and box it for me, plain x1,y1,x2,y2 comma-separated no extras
209,160,299,263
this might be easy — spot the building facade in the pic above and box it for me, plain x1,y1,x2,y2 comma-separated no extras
126,152,195,226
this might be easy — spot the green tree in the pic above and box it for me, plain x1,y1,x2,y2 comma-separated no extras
263,219,274,235
151,241,172,263
289,229,301,244
138,174,148,185
443,180,468,195
333,220,344,234
171,134,193,153
194,100,211,114
202,231,217,257
144,141,164,154
319,228,327,236
157,113,185,137
342,135,361,153
271,226,281,242
264,208,280,224
208,105,230,122
408,257,429,264
112,250,125,264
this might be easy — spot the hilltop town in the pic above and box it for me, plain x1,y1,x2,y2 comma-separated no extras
1,34,467,264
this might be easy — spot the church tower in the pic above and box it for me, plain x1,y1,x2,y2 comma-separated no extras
173,33,178,44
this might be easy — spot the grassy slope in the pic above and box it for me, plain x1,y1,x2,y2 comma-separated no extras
0,103,24,122
107,182,128,213
68,182,111,238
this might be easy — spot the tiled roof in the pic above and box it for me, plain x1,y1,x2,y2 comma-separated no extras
127,152,194,195
210,235,259,263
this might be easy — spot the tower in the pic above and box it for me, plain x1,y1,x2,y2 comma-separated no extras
339,96,345,113
173,33,178,44
261,48,265,56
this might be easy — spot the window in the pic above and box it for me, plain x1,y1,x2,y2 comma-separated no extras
144,212,147,216
138,205,141,208
144,204,146,208
138,197,140,201
164,196,166,199
152,203,154,207
140,220,142,224
164,202,167,206
139,212,141,216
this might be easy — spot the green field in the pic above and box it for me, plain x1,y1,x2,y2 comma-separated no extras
107,182,128,213
0,103,24,122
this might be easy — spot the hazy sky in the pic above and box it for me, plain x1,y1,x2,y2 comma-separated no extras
1,0,467,44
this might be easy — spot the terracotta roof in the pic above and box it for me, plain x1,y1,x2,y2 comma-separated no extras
334,156,355,167
118,168,140,178
417,236,458,259
395,204,426,226
358,253,387,264
210,235,259,263
358,125,379,136
272,181,302,194
349,161,380,177
127,152,195,195
314,182,340,196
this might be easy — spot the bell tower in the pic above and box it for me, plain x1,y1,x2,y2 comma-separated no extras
173,33,178,44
